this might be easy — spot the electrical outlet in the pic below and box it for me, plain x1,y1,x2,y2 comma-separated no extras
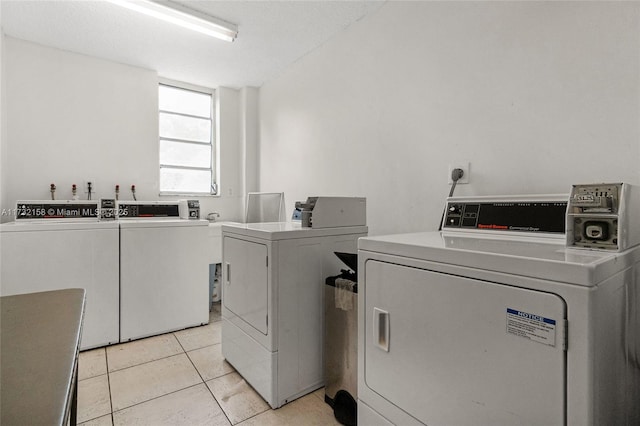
448,163,470,184
84,179,97,194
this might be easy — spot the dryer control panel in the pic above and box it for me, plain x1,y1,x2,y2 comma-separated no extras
442,183,639,251
443,199,567,234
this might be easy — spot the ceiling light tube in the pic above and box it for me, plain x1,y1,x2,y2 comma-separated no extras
107,0,238,42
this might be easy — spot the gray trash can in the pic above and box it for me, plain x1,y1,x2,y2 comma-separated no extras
324,252,358,426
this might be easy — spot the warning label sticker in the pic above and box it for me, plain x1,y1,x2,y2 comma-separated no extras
506,308,556,347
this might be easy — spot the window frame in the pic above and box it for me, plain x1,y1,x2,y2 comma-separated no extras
158,78,217,196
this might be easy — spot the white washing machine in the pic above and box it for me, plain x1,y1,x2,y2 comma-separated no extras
221,221,368,408
0,201,120,350
358,188,640,425
118,201,209,341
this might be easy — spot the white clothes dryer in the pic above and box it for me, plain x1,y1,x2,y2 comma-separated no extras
358,193,640,425
221,222,368,408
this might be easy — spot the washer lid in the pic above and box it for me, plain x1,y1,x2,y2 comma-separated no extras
0,220,118,232
359,231,640,287
118,219,208,228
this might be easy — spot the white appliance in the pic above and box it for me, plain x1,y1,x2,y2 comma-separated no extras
222,220,368,408
118,201,209,341
358,188,640,425
0,200,119,350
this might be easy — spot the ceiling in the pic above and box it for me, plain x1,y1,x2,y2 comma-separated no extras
1,0,384,89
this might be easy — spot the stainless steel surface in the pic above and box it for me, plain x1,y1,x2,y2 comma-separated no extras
1,288,86,426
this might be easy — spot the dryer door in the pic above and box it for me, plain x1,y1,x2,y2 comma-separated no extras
364,260,567,426
223,236,269,334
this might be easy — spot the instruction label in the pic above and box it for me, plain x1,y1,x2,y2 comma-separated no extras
506,308,556,347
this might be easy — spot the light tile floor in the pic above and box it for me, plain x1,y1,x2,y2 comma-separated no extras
77,304,340,426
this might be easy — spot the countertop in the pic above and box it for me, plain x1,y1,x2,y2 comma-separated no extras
1,288,86,425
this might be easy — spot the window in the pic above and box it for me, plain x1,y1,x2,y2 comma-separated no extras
159,82,216,195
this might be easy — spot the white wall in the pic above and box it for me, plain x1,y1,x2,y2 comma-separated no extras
1,37,246,222
259,1,640,236
212,86,243,220
0,7,6,219
240,87,259,197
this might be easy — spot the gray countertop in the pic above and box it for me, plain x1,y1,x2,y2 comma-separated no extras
1,288,86,426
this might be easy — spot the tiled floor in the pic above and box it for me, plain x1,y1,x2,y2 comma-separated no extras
77,304,340,426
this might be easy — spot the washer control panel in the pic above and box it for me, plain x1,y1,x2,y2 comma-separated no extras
117,202,180,218
16,201,99,220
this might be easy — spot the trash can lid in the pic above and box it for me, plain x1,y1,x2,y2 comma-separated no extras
334,252,357,273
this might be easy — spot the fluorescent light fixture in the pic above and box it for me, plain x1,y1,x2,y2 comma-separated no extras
107,0,238,42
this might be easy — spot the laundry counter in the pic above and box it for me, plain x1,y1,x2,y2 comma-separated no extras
1,288,85,426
